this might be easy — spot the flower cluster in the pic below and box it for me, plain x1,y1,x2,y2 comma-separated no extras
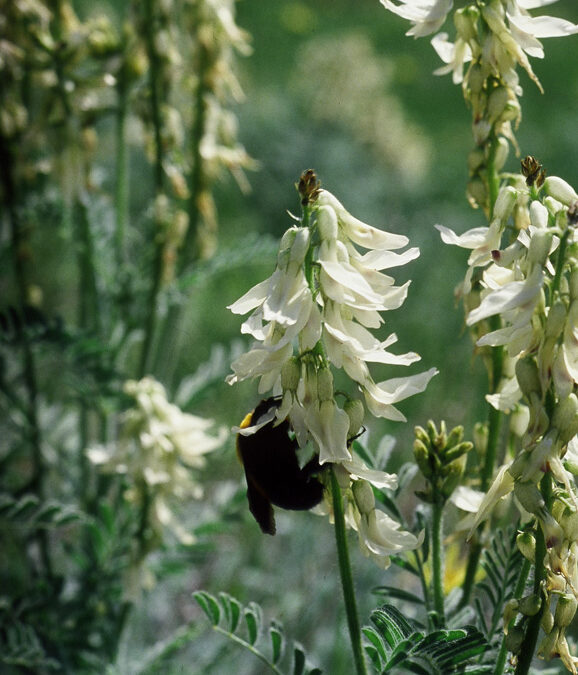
228,170,436,565
88,376,226,548
381,0,578,215
441,164,578,671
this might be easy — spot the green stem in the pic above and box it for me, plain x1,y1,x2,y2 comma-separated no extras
514,475,551,675
213,626,284,675
115,78,129,270
459,334,504,608
493,558,531,675
139,0,167,378
330,468,368,675
431,499,446,627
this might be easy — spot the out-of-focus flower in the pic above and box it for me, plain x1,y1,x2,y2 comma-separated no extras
88,376,226,546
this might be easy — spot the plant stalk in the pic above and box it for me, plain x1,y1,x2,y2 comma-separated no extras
514,475,550,675
431,498,446,627
330,468,368,675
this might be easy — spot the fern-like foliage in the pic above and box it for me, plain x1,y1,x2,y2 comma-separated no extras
472,528,525,672
475,530,525,639
363,604,490,674
0,616,59,672
0,493,86,531
193,590,322,675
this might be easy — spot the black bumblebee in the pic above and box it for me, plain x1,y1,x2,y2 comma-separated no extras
236,398,325,535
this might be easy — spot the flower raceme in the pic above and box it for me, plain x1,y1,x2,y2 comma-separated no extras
227,171,436,564
381,0,578,89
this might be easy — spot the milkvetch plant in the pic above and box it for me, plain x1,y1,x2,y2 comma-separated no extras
380,0,578,673
227,169,436,672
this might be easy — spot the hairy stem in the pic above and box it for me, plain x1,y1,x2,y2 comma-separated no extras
330,468,368,675
431,499,446,627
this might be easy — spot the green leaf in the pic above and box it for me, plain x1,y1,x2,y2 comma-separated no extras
219,592,241,633
385,633,424,670
193,591,220,625
372,585,424,605
390,555,420,576
293,642,306,675
371,605,414,649
244,602,262,645
362,625,388,664
269,621,284,664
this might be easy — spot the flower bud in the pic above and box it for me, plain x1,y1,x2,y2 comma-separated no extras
538,627,560,660
317,205,338,241
493,185,517,221
316,366,334,402
344,398,364,438
467,149,485,173
542,609,555,634
487,86,509,123
281,357,301,392
544,177,578,206
467,63,485,95
514,481,545,515
515,357,541,398
519,594,542,617
441,458,466,498
503,598,519,627
545,302,567,339
552,394,578,444
554,594,578,628
290,227,311,266
516,531,536,561
505,625,525,654
529,200,549,229
467,177,487,210
353,479,375,515
454,6,480,43
528,229,553,266
493,137,509,171
414,439,433,479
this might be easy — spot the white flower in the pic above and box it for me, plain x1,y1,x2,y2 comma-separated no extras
468,463,515,535
379,0,454,38
356,508,423,569
228,180,436,461
88,377,226,545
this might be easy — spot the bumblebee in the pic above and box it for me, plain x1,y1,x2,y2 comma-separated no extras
236,398,325,535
